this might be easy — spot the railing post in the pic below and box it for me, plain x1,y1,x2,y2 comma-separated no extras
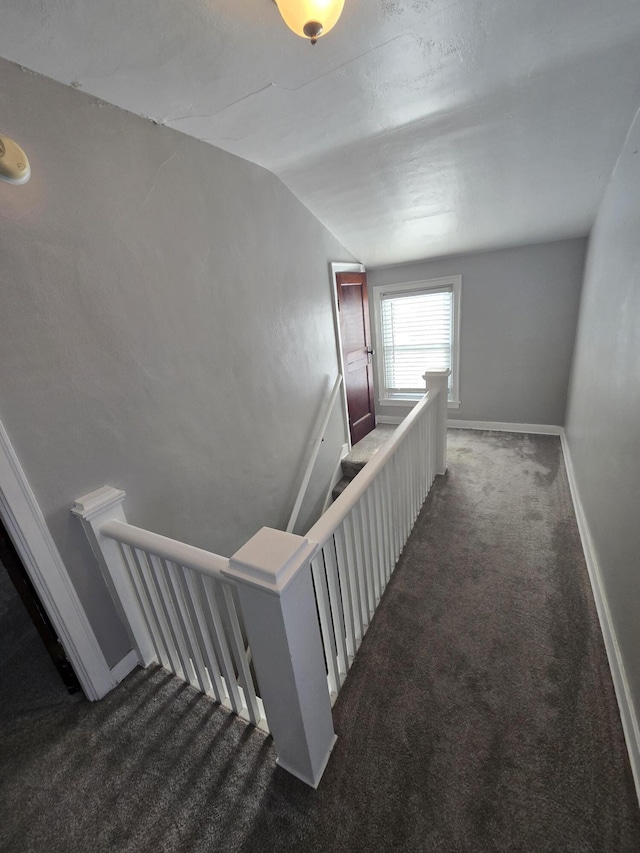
424,369,451,475
223,527,337,788
72,486,156,667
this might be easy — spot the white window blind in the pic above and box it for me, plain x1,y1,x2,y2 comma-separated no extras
381,287,453,396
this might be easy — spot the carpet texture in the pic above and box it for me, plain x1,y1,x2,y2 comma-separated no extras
333,424,396,500
1,430,638,852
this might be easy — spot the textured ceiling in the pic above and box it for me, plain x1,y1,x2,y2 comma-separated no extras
2,0,640,266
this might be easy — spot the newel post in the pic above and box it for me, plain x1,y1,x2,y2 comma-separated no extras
424,369,451,475
72,486,155,667
223,527,337,788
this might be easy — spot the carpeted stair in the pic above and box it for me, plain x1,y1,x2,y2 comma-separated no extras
332,424,396,500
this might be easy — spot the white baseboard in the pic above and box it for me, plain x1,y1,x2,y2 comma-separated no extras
109,649,140,686
378,417,563,434
560,430,640,804
448,419,562,435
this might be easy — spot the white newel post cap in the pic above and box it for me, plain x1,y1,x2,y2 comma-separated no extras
423,368,451,391
222,526,319,594
72,486,127,520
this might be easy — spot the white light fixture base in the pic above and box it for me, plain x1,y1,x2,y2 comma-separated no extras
0,134,31,185
275,0,345,44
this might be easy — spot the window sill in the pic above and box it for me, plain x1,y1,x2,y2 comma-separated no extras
379,397,461,410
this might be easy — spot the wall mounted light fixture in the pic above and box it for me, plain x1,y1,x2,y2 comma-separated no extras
275,0,345,45
0,134,31,185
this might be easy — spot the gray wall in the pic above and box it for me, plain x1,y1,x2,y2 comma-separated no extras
565,108,640,725
368,239,587,425
0,59,354,668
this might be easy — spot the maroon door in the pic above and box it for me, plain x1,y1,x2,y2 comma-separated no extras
336,272,376,445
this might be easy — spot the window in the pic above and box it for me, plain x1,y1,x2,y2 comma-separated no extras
373,276,461,407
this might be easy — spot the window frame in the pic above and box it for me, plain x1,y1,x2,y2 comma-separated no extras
372,275,461,409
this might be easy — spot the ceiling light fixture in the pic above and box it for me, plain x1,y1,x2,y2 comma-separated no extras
275,0,345,45
0,134,31,185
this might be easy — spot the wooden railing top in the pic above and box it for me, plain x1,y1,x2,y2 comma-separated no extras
100,518,231,582
306,388,438,547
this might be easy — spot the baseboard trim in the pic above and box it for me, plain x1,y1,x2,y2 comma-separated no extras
448,420,562,435
377,417,564,434
560,430,640,804
109,649,140,686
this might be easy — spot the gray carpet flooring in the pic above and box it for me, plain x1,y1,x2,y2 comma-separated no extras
1,430,639,852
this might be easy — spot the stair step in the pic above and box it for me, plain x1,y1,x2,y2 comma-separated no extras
332,477,352,502
332,425,397,503
341,457,368,481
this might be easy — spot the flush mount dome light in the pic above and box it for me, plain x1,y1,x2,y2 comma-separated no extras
0,134,31,185
275,0,345,44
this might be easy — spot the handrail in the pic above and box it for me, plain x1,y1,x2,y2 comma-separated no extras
286,374,344,534
72,370,448,789
100,518,231,582
306,387,438,547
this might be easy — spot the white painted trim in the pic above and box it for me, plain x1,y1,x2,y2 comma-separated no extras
0,417,114,700
308,390,441,546
378,397,421,407
224,528,318,595
330,262,366,451
448,420,562,435
226,527,337,787
379,397,461,410
376,415,404,425
109,648,139,686
560,430,640,804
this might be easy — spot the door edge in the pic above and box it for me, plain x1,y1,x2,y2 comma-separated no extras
0,417,114,700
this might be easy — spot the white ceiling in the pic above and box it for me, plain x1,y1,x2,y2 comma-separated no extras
2,0,640,266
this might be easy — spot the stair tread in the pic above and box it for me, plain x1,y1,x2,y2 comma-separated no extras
331,477,352,502
340,425,396,477
333,425,397,501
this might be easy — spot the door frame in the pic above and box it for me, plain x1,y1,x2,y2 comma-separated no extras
329,261,367,451
0,514,82,693
0,416,114,700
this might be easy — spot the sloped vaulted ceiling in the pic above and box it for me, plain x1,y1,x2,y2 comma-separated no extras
2,0,640,265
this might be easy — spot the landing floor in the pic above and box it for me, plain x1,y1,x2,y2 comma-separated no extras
1,431,638,852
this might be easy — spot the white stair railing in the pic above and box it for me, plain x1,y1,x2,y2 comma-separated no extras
304,369,450,702
72,487,337,788
72,369,449,789
72,490,265,727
